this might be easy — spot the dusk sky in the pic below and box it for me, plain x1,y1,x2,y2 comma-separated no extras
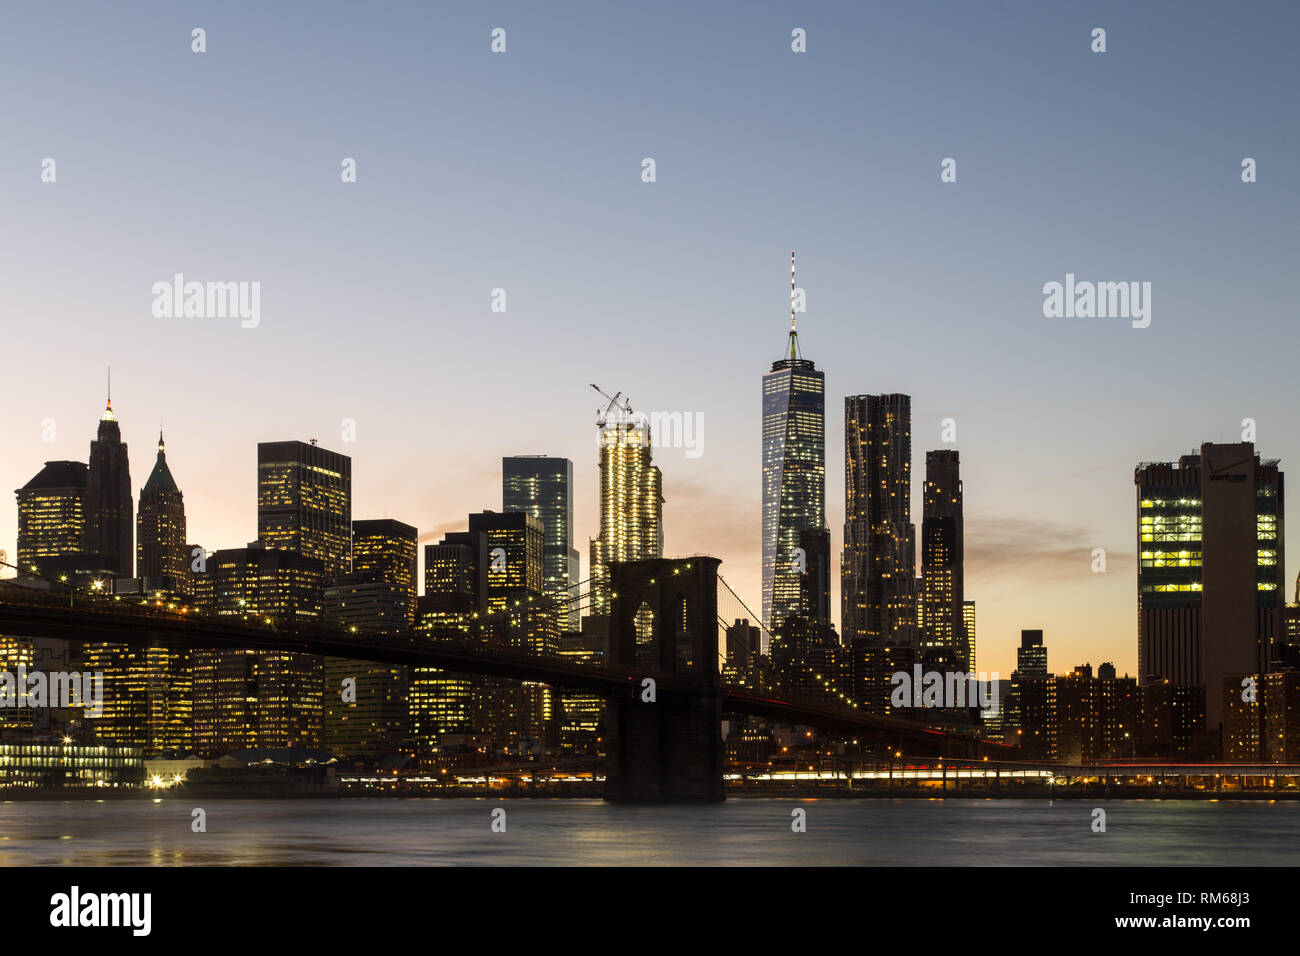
1,0,1296,677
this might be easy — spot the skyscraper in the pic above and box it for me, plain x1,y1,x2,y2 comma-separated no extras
15,461,88,577
503,456,580,631
136,431,187,588
351,518,418,625
762,251,825,633
1009,629,1054,758
321,519,417,760
963,600,976,672
257,440,352,580
843,394,915,646
85,394,133,576
83,432,194,758
589,410,662,617
412,534,486,762
191,542,325,756
322,573,411,760
1136,442,1285,741
920,449,965,665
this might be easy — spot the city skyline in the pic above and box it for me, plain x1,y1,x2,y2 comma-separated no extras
3,0,1298,684
11,381,1299,689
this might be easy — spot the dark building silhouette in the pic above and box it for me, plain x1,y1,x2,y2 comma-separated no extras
136,431,187,589
797,526,831,628
843,393,916,647
1139,679,1208,759
85,397,133,577
1265,669,1300,762
1006,630,1052,755
920,450,965,667
1055,662,1140,761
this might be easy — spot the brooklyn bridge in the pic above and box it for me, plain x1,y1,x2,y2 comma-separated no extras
0,556,1012,802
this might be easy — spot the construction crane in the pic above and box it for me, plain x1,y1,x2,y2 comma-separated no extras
590,383,632,427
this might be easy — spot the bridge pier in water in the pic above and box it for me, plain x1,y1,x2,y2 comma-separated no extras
603,557,725,803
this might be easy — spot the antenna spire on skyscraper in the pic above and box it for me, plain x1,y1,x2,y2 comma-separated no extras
101,365,117,422
790,249,796,330
786,250,801,361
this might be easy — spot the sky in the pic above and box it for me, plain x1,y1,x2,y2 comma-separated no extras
1,0,1297,678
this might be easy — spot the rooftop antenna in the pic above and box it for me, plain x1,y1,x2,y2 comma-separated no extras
101,365,118,422
786,250,801,361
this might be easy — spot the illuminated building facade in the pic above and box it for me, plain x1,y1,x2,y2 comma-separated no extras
257,440,352,580
843,394,916,647
963,600,976,673
589,415,662,616
84,426,189,756
191,543,325,757
0,636,36,735
351,518,417,626
504,456,580,631
15,461,88,578
136,431,188,591
1223,673,1260,761
1136,443,1285,741
557,618,610,754
411,535,486,763
762,256,825,633
82,606,193,759
468,510,554,747
0,741,143,789
322,575,410,759
919,450,965,665
84,396,133,577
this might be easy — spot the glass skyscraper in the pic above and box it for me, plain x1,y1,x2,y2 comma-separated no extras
842,393,916,646
503,456,580,631
762,254,824,635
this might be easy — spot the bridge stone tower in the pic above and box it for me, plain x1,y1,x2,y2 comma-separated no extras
603,556,724,803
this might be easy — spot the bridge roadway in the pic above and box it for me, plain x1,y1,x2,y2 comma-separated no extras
0,587,1010,754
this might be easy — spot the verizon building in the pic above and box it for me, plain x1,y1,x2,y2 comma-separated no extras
1136,442,1285,738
